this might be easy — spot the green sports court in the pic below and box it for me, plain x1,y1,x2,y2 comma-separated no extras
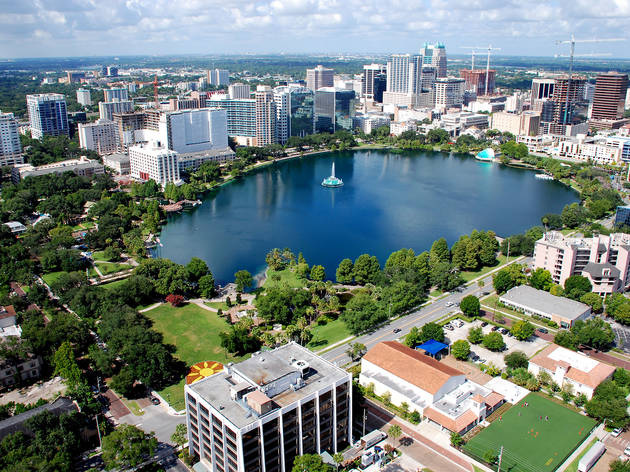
463,393,597,472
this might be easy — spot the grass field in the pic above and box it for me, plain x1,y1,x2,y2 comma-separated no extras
145,303,247,411
460,255,517,282
262,268,305,289
307,318,351,350
100,279,127,290
205,301,229,311
41,270,67,286
464,393,596,472
95,262,131,276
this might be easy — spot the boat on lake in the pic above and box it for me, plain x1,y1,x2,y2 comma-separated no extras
475,148,495,161
321,162,344,187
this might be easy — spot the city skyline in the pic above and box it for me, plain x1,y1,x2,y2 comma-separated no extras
1,0,630,59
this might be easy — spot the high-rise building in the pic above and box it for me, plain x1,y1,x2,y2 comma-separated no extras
162,108,228,154
76,89,92,107
112,111,146,153
185,342,352,472
255,86,277,146
99,100,134,121
66,71,85,83
306,65,334,91
104,87,129,102
590,72,629,121
78,119,119,155
459,69,496,96
549,75,586,135
229,84,251,99
289,87,314,137
207,69,230,87
362,64,387,102
208,96,257,145
434,78,465,110
531,78,555,100
386,54,421,94
129,141,179,185
26,93,69,139
421,42,447,78
0,111,23,166
106,66,118,77
273,87,290,145
314,88,356,133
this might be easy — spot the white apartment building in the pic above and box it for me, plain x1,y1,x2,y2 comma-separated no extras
390,121,418,136
229,84,251,99
102,153,131,175
434,78,465,111
441,112,489,133
104,87,129,102
353,114,391,134
78,119,119,155
207,69,230,86
99,100,133,121
185,343,352,472
76,89,92,106
491,111,541,137
517,134,554,153
0,111,23,166
533,231,630,295
553,135,622,165
273,88,290,145
129,141,180,186
11,156,104,182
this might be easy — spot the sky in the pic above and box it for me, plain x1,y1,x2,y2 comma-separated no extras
1,0,630,58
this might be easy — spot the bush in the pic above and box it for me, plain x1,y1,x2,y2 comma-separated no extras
468,326,484,344
165,294,184,306
409,411,420,424
482,332,505,351
451,340,471,360
504,351,528,370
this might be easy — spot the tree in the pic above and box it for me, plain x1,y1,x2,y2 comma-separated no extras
310,265,326,281
554,330,578,350
420,322,445,343
482,332,505,351
198,274,216,298
387,424,402,446
341,293,386,335
110,367,136,398
493,265,526,294
468,326,484,344
573,318,615,351
336,258,354,284
346,342,367,361
383,281,425,316
165,294,184,307
510,320,535,341
504,351,529,370
610,459,630,472
53,341,82,387
332,452,344,472
292,454,333,472
186,257,209,281
353,254,381,285
101,424,158,470
541,213,563,230
585,380,630,428
405,326,422,347
451,340,471,360
580,292,603,314
460,295,480,318
171,423,187,447
564,275,592,300
234,270,253,293
429,238,450,265
529,268,553,291
450,432,464,448
561,203,590,229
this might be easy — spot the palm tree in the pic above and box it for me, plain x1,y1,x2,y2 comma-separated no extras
387,424,402,449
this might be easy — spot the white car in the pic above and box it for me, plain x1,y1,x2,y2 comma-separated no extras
445,301,454,307
612,428,623,438
624,445,630,457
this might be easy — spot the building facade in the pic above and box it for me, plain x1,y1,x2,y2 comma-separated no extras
255,86,277,146
208,97,257,145
11,157,104,182
207,69,230,87
590,72,628,121
491,111,541,136
99,100,134,121
26,93,69,139
229,84,252,100
434,78,465,110
0,111,23,166
460,69,495,96
104,87,129,102
421,42,447,78
76,89,92,106
306,65,334,91
362,64,387,102
289,88,314,137
78,119,119,155
314,88,356,133
129,142,180,186
533,231,630,295
185,343,352,472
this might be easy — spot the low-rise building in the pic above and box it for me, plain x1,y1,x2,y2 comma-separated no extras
389,121,417,136
185,342,351,472
359,342,504,435
3,221,26,235
491,111,541,136
499,285,591,329
102,153,131,175
178,148,236,172
529,344,615,399
0,397,78,440
353,114,391,134
129,141,180,186
553,134,622,165
11,157,104,183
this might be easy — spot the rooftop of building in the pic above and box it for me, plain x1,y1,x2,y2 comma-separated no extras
582,262,621,279
530,344,615,389
0,397,77,441
187,342,349,429
362,341,464,395
15,156,101,172
102,153,131,163
537,231,630,250
499,285,591,320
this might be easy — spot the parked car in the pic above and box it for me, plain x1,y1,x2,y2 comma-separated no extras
491,326,499,331
500,328,509,335
481,321,488,327
150,396,160,405
453,320,464,328
444,325,454,331
624,444,630,456
537,327,549,334
612,428,623,438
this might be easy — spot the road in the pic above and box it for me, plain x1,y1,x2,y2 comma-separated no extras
321,273,498,365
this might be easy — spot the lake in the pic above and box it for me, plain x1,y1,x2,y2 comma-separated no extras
155,149,579,284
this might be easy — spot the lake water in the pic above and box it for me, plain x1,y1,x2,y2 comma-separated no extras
155,150,579,284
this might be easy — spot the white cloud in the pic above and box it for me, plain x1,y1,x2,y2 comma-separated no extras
1,0,629,57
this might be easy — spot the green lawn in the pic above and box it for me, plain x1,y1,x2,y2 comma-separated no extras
95,262,131,276
430,289,443,297
263,268,306,289
100,279,127,290
205,301,229,311
307,318,352,350
460,255,518,282
41,271,67,286
464,393,596,472
92,250,116,262
145,303,248,411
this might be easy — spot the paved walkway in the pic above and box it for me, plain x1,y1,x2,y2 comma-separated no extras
139,302,163,313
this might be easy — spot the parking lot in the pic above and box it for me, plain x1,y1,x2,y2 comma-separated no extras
444,318,550,368
611,320,630,354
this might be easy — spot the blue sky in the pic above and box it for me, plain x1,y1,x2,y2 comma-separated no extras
1,0,629,58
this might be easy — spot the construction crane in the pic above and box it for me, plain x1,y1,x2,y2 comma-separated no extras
555,35,624,125
461,45,501,96
460,47,479,70
152,74,159,109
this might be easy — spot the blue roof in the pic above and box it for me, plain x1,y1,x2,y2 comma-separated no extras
416,339,448,355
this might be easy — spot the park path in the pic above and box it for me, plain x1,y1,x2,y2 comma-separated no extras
139,302,163,313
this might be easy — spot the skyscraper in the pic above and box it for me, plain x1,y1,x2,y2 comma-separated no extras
550,75,586,135
255,86,277,146
104,87,129,102
531,78,555,100
78,119,119,155
207,69,230,87
434,78,465,110
99,100,134,121
362,64,387,102
289,87,314,137
26,93,69,139
314,88,356,133
386,55,421,94
591,72,629,121
306,65,334,91
228,84,251,99
421,42,447,78
76,89,92,106
0,111,23,166
273,87,290,145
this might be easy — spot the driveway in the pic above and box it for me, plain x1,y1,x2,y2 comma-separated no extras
119,403,185,444
610,320,630,354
